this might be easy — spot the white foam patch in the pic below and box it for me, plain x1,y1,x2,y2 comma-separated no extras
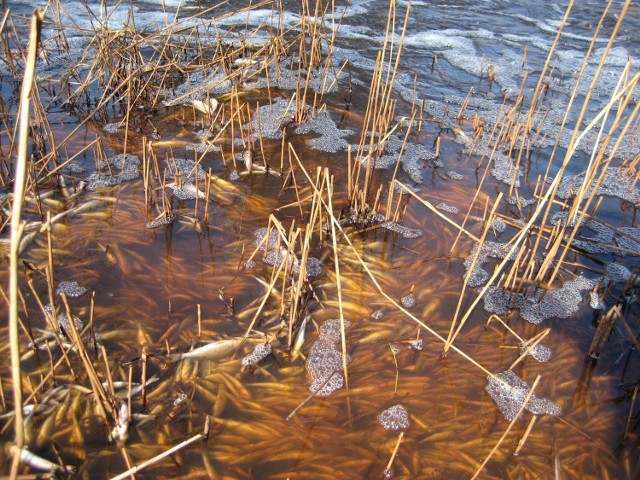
241,343,272,366
436,203,458,214
377,404,410,430
380,222,423,239
518,342,552,363
464,241,519,288
306,319,352,396
482,276,597,324
486,370,561,421
56,281,87,298
87,154,140,190
556,167,640,204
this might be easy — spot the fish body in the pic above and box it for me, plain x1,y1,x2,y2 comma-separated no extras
170,338,241,362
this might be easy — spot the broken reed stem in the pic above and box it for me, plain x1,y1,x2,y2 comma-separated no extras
9,10,43,475
470,375,541,480
384,431,405,475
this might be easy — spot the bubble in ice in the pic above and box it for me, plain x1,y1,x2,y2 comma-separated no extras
518,342,552,363
56,281,87,298
377,404,410,431
486,370,561,421
306,319,352,397
380,221,423,238
241,343,272,366
87,154,140,190
446,171,463,180
436,203,458,214
400,293,417,309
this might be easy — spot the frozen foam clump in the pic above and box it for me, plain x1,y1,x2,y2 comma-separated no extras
166,183,206,200
482,276,597,324
377,404,410,431
164,69,232,106
556,167,640,203
617,227,640,255
302,257,324,279
464,241,519,288
409,339,424,351
146,214,174,229
357,134,435,184
486,370,561,421
447,171,463,180
436,203,458,214
294,110,353,153
241,343,272,366
371,310,384,320
186,143,220,154
508,196,536,208
604,262,632,283
518,342,552,363
87,154,140,190
400,293,417,309
491,217,507,233
306,319,352,397
103,122,122,133
165,158,206,182
246,97,291,140
56,281,87,298
380,221,423,238
254,227,284,251
491,151,521,187
590,291,606,310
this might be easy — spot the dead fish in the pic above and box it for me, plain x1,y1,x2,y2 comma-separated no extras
169,338,241,362
192,98,219,115
7,444,75,474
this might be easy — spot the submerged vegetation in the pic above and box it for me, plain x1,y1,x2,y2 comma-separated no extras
0,0,639,478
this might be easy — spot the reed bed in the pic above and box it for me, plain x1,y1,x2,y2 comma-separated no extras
0,0,638,479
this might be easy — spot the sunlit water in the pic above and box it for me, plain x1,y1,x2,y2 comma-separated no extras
1,1,639,478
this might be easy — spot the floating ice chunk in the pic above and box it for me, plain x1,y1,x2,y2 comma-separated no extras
447,171,463,180
436,203,458,214
380,221,423,238
377,404,410,431
518,342,552,363
486,370,561,421
589,291,606,310
306,319,352,397
241,343,272,366
186,143,221,153
56,281,87,298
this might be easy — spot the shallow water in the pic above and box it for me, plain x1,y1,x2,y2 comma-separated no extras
1,0,639,479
